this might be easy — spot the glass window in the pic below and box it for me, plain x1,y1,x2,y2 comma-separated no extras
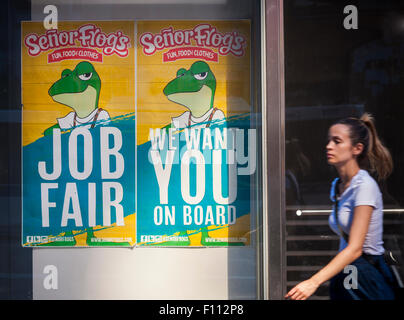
2,0,263,300
285,0,404,300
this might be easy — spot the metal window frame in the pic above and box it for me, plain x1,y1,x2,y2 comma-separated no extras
261,0,286,300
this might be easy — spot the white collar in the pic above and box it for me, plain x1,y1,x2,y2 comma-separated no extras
75,108,99,124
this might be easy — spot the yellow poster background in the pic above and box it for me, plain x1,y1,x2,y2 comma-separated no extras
22,21,135,146
136,20,251,145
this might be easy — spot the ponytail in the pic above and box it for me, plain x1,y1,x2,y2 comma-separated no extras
335,113,393,181
359,113,393,181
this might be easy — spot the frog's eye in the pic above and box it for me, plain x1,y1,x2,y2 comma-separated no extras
61,69,72,78
176,68,186,78
194,72,208,80
78,73,92,81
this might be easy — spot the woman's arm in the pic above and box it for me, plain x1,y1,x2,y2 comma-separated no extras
284,205,373,300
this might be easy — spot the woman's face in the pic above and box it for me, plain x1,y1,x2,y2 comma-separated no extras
326,124,362,167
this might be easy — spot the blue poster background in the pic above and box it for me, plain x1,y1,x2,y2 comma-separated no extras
137,114,253,246
22,115,136,246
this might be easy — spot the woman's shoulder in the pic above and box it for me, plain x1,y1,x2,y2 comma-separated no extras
329,170,380,201
353,169,378,185
352,170,381,193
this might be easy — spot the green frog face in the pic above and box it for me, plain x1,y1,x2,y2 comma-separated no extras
163,61,216,118
48,61,101,118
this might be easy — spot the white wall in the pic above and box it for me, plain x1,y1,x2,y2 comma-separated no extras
33,247,256,299
31,0,259,300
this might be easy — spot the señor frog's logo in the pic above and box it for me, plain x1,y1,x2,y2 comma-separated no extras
24,24,131,62
139,24,247,62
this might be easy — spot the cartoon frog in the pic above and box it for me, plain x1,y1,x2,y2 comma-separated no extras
163,60,224,129
44,61,110,136
160,61,243,247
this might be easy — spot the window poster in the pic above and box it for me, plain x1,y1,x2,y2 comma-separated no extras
21,21,136,247
21,20,255,248
136,21,256,246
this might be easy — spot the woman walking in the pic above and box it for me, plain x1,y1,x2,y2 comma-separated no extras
285,113,396,300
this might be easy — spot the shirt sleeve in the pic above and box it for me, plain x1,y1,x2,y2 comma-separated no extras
98,110,110,121
57,112,75,130
97,110,111,125
354,179,379,208
212,109,225,121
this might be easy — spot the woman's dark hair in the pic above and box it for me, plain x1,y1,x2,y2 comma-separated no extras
335,113,393,181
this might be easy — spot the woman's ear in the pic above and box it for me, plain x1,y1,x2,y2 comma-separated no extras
353,143,364,157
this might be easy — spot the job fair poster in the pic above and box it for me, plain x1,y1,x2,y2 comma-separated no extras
21,21,136,247
136,21,255,247
21,20,255,248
